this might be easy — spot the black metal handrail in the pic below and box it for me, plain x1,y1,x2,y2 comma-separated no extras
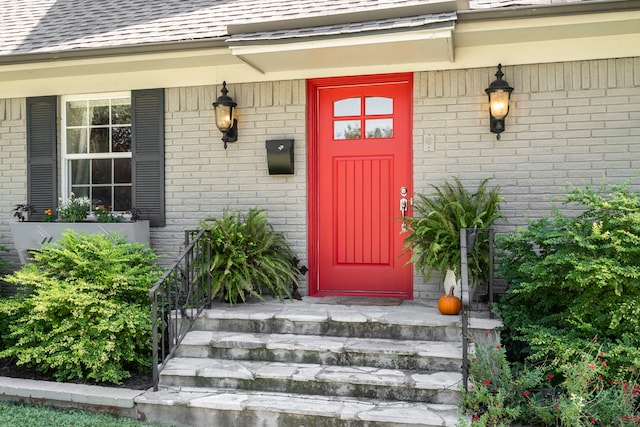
149,229,211,391
460,227,495,391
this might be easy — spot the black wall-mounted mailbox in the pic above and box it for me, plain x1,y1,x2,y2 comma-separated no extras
266,139,294,175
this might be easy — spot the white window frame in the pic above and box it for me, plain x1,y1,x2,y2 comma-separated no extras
60,92,132,207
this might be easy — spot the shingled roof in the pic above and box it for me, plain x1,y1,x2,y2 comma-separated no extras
0,0,609,58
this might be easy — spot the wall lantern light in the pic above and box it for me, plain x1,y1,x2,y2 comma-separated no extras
212,81,237,149
484,64,513,140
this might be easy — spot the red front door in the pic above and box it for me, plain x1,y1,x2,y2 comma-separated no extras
308,74,413,298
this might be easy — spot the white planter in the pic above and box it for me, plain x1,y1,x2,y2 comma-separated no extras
10,220,150,264
443,268,479,303
443,269,461,299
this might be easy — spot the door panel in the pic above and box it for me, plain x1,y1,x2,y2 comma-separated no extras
308,74,413,298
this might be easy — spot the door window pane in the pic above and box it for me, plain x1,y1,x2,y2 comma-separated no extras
334,121,361,140
365,119,393,139
365,97,393,115
334,98,361,117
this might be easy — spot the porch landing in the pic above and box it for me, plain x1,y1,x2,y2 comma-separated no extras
137,298,501,426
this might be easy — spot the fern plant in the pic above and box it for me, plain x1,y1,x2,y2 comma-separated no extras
403,177,503,283
199,207,298,305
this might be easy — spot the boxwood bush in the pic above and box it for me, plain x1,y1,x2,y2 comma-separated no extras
0,231,162,384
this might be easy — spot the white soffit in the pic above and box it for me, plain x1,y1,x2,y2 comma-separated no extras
227,14,456,73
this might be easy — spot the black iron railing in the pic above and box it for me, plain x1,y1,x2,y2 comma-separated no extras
149,229,211,391
460,227,496,391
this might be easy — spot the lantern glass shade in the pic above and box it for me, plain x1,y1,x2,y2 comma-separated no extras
489,90,510,119
215,105,234,131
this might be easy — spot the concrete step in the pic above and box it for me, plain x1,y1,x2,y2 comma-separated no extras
159,357,462,405
136,387,464,427
176,330,464,372
192,300,468,342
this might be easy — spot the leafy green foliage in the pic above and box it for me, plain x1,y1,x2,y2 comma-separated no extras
0,238,9,273
404,177,503,282
0,231,162,383
497,180,640,376
199,208,298,305
56,193,90,222
460,336,640,426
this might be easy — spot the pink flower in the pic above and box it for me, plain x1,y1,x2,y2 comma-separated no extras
483,380,491,385
547,374,554,381
522,391,531,397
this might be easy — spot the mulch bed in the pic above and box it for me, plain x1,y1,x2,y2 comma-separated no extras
0,357,153,390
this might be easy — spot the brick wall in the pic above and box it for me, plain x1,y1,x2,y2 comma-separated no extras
412,58,640,299
156,80,309,289
1,59,638,300
0,98,26,267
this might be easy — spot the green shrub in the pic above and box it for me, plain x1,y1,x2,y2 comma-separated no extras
459,336,640,426
496,180,640,376
0,231,162,383
0,238,9,273
199,207,298,305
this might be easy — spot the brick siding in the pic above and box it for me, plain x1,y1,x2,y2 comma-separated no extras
1,59,639,300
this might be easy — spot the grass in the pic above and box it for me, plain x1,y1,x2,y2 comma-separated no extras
0,401,170,427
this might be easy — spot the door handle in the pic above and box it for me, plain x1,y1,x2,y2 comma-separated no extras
400,186,409,232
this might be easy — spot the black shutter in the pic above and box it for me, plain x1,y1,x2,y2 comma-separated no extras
26,96,57,221
132,89,165,227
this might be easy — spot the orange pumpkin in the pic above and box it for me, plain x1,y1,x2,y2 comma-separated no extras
438,286,462,315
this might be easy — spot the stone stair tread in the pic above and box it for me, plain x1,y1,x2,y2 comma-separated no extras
202,300,464,327
160,357,463,391
136,386,462,426
180,330,464,359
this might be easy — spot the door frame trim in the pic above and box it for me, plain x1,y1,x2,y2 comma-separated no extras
306,73,414,297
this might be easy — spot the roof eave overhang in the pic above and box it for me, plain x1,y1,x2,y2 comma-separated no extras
0,38,228,66
228,23,456,74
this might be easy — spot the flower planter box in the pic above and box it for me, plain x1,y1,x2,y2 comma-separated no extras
9,220,150,264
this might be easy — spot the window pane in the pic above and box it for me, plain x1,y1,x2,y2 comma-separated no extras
334,98,360,117
334,120,361,140
66,101,87,126
71,187,89,199
71,159,90,185
112,100,131,125
93,186,112,209
114,158,131,184
67,128,87,154
365,119,393,139
112,127,131,152
114,186,132,211
365,97,393,115
90,100,110,125
92,159,111,184
90,128,109,153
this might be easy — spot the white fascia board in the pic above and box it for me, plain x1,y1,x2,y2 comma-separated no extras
455,10,640,48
